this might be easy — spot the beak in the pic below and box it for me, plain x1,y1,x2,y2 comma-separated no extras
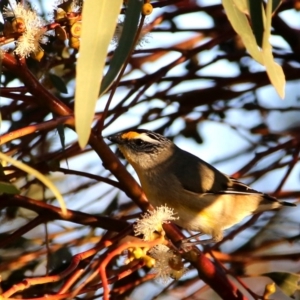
107,134,125,159
107,133,122,144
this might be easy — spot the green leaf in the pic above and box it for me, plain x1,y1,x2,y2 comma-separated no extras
222,0,285,98
262,50,285,98
100,0,143,96
249,0,264,48
75,0,123,148
232,0,248,14
0,181,20,194
49,73,68,94
264,272,300,296
222,0,263,64
52,112,66,159
262,0,272,48
56,123,66,150
0,152,67,215
262,0,285,98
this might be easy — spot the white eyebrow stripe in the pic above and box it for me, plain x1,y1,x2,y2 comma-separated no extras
134,133,160,144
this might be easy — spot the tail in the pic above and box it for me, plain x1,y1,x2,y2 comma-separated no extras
262,193,296,208
281,201,296,207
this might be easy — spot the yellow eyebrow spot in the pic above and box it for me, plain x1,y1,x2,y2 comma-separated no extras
121,131,140,140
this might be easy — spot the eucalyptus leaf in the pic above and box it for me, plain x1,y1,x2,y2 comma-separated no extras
0,181,20,195
222,0,263,64
249,0,264,47
49,73,68,94
75,0,123,148
222,0,285,98
232,0,248,14
262,0,285,98
100,0,143,96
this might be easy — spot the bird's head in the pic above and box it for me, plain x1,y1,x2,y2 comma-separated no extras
107,129,174,169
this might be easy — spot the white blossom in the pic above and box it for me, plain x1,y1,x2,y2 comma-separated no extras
3,1,46,57
149,245,187,283
134,205,178,241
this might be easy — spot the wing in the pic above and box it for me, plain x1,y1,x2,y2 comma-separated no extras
224,178,296,207
172,146,231,193
172,147,295,207
225,178,268,196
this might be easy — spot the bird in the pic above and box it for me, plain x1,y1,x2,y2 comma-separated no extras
108,129,295,244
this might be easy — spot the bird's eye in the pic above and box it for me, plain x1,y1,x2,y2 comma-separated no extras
134,139,145,146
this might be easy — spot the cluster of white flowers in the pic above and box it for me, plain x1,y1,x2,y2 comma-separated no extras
2,0,148,57
3,1,47,58
134,205,178,241
134,206,186,282
149,244,187,283
149,244,175,282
